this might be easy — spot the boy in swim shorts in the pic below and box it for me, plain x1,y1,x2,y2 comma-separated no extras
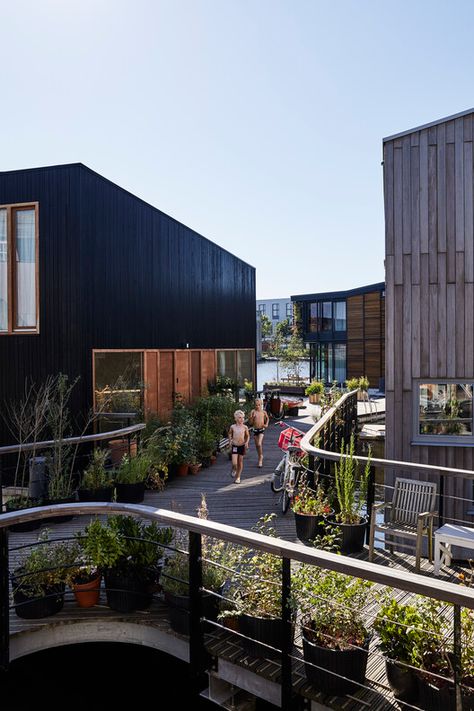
249,398,269,467
228,410,250,484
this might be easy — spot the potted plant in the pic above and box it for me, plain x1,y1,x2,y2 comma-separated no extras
11,529,78,619
244,379,257,402
327,435,371,554
78,448,114,502
357,376,369,401
305,380,324,404
373,595,423,704
198,428,216,468
292,477,333,545
115,451,150,502
221,514,295,660
345,377,359,392
294,566,373,696
188,456,202,475
104,516,172,612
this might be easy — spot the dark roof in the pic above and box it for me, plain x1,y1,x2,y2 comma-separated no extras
0,162,255,271
291,281,385,302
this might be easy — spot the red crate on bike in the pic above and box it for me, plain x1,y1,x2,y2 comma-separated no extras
278,427,304,452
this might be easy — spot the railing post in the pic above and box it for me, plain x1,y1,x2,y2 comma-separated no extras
0,526,9,671
366,465,376,544
281,557,293,711
453,604,463,711
307,453,316,489
189,531,207,690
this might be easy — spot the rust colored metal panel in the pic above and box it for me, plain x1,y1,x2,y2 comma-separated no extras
201,350,216,394
175,351,191,403
144,351,158,417
158,351,174,419
190,350,201,402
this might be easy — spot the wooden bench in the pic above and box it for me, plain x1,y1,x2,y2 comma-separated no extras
434,523,474,575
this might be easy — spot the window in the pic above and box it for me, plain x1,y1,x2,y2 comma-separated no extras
286,302,293,319
0,203,39,333
272,303,279,319
94,351,144,414
217,349,255,386
334,301,346,331
311,343,346,384
258,303,266,314
417,382,473,440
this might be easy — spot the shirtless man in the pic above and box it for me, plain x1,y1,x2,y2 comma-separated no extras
249,398,269,467
228,410,250,484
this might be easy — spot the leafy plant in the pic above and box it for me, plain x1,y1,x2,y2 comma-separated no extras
292,478,332,516
358,376,369,391
80,448,113,490
345,377,359,391
334,435,371,524
244,379,254,393
305,380,324,396
12,529,79,598
115,451,150,484
76,517,125,573
107,515,172,569
294,566,372,650
373,595,426,664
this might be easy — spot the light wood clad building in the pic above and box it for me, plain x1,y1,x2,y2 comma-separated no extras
384,108,474,524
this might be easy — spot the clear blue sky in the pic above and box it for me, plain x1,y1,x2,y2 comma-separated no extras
1,0,473,298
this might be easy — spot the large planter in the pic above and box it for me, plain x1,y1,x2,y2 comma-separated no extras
164,590,220,636
416,673,474,711
5,500,41,533
72,574,102,608
176,464,189,477
104,568,155,612
238,614,291,660
12,579,65,619
328,516,367,554
44,495,76,524
385,659,418,704
115,481,145,503
302,626,370,696
294,510,333,545
78,487,114,503
308,393,322,404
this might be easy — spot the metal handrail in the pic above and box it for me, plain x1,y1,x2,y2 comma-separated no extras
0,423,145,456
1,502,473,608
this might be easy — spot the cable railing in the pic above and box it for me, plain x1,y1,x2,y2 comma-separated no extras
0,502,473,711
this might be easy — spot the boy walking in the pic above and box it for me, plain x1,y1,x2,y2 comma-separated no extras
228,410,250,484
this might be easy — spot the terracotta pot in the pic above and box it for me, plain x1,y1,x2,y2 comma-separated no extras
189,464,202,475
309,393,321,404
176,464,189,477
73,574,102,608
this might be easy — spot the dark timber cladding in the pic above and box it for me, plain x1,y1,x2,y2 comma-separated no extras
383,108,474,522
0,164,256,443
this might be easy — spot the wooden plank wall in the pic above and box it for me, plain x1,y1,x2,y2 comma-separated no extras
346,291,385,386
384,113,474,522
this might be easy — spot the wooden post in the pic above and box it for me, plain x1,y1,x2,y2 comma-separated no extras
281,557,293,710
0,527,9,671
189,531,207,691
453,604,463,711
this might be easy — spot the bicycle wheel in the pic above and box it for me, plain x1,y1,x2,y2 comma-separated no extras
271,468,285,493
281,487,291,514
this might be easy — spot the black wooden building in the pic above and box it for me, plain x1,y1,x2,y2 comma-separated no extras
0,163,256,443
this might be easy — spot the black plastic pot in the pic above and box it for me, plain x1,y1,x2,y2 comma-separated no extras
416,673,474,711
302,627,370,696
115,481,145,503
238,614,291,660
104,568,155,612
12,580,65,619
201,457,211,469
78,487,114,502
164,590,220,636
294,510,333,545
44,496,76,524
5,500,41,533
385,659,418,704
327,516,367,554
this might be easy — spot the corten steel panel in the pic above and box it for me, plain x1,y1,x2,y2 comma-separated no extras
175,351,190,403
201,350,216,394
158,351,174,419
0,164,256,446
190,350,201,401
144,351,158,416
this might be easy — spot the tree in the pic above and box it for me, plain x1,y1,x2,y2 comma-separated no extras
275,318,292,340
281,304,307,382
260,313,272,339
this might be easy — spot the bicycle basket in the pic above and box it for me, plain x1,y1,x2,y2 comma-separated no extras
278,427,304,452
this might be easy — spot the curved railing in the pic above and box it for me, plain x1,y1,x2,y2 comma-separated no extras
1,503,473,710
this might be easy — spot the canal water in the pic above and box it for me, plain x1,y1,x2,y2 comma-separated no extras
256,359,310,391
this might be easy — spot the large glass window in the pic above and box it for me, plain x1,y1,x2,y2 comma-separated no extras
94,351,144,414
272,303,279,319
312,343,346,385
334,301,346,331
217,350,237,381
309,303,318,332
321,302,332,331
418,383,473,437
217,349,255,386
258,303,266,314
334,343,347,383
0,203,38,333
286,302,293,319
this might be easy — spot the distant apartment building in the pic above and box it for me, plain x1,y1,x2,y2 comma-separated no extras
292,282,385,388
256,298,293,352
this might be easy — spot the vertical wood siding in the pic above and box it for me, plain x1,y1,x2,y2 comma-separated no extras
384,114,474,521
0,164,255,444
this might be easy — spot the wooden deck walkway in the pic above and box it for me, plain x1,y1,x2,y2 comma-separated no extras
5,413,467,711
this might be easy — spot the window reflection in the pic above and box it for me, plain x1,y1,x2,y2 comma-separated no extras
419,383,472,436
